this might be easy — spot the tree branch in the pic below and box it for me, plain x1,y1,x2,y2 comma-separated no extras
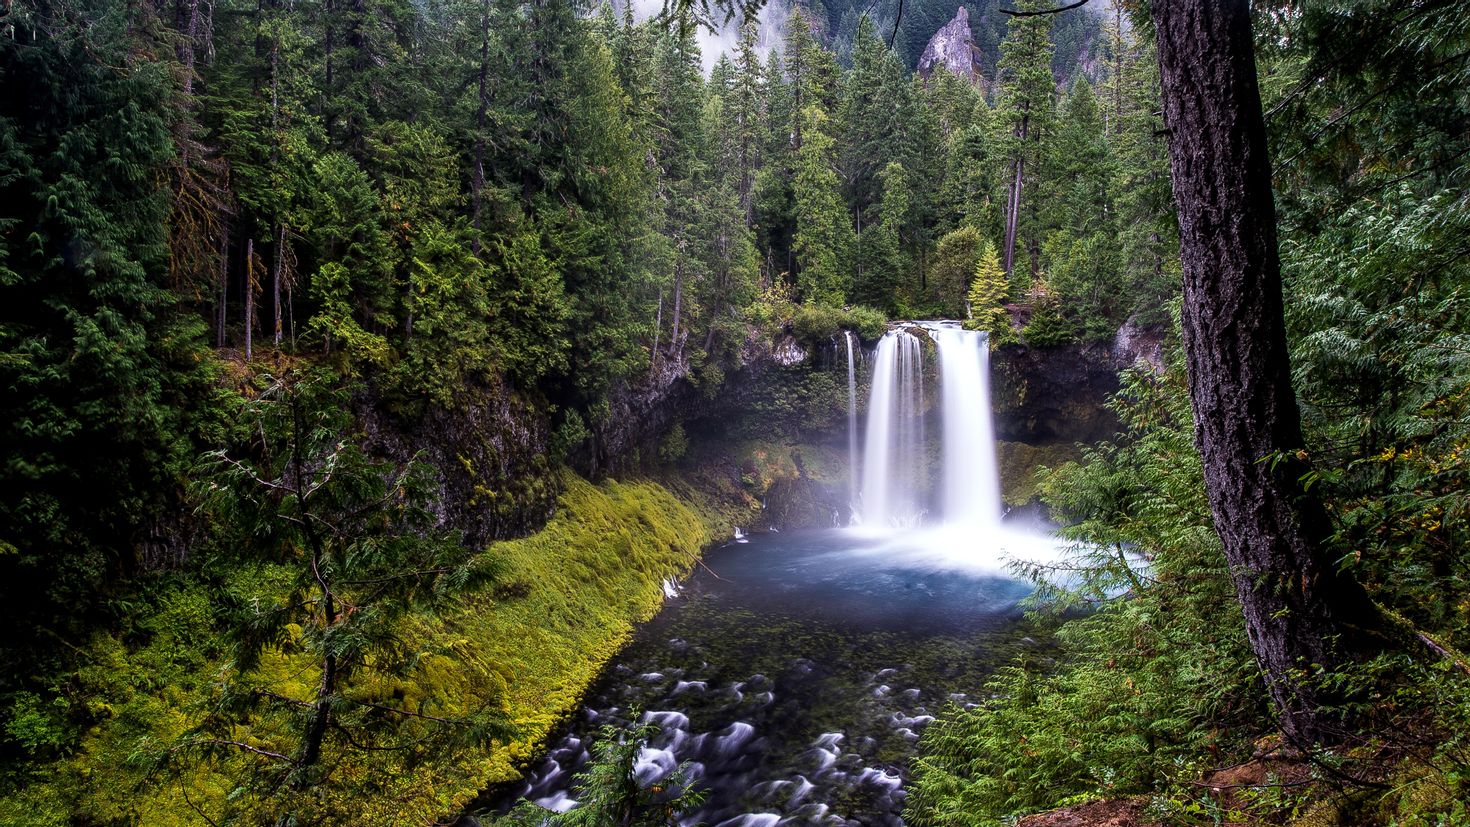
175,738,292,763
1000,0,1088,17
350,699,465,725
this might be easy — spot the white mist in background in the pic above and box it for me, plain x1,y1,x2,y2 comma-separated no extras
624,0,794,73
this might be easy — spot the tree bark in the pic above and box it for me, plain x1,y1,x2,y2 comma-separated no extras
272,224,284,347
244,237,255,359
1002,111,1027,276
1153,0,1380,746
471,0,490,252
217,220,230,348
670,257,684,357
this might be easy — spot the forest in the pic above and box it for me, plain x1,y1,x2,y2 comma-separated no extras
1,0,1467,823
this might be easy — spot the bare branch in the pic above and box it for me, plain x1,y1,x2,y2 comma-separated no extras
349,700,464,725
1000,0,1088,17
175,738,292,763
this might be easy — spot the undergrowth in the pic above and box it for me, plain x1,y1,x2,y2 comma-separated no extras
0,473,714,825
907,360,1265,827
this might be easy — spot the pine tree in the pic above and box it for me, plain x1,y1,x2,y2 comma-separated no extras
992,0,1057,281
0,0,208,668
792,107,853,306
965,241,1010,340
184,370,511,811
931,226,983,318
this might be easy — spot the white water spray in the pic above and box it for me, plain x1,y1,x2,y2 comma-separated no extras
854,322,1000,531
931,326,1002,528
844,331,858,510
858,330,925,528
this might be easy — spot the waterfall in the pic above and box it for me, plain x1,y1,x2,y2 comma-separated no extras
931,326,1002,528
858,330,925,528
844,331,858,510
855,322,1001,532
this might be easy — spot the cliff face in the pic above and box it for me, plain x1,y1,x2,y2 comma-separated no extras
358,379,560,550
991,322,1166,446
917,6,987,89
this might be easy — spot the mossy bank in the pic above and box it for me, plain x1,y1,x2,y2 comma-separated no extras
0,473,746,826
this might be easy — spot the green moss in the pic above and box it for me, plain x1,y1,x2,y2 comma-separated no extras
0,472,721,826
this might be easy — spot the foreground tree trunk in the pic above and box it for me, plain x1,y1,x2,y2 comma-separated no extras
1152,0,1380,746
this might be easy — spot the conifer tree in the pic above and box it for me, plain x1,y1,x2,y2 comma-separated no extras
931,226,983,318
754,47,796,285
0,0,207,664
965,241,1010,339
183,370,511,812
792,107,853,306
992,0,1057,280
730,21,764,227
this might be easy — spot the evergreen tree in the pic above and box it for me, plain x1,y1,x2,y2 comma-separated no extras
1108,21,1178,325
792,107,852,306
992,0,1057,281
965,241,1010,339
182,369,511,815
0,0,208,677
931,226,983,318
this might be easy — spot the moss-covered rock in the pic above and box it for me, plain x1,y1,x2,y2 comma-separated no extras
991,343,1124,445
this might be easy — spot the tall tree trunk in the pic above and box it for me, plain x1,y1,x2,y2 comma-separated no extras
217,220,230,348
1002,155,1023,276
245,237,255,359
272,224,284,346
471,0,490,252
291,397,337,780
1112,0,1124,136
650,289,663,374
324,0,335,144
671,257,684,358
1002,111,1028,276
1153,0,1380,747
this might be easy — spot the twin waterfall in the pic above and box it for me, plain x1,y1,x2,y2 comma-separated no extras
848,322,1002,533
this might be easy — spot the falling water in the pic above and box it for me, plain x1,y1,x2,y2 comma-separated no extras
930,326,1002,528
856,322,1001,532
844,331,858,510
858,330,925,528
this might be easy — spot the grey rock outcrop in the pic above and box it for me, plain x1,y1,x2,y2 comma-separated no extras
918,6,986,89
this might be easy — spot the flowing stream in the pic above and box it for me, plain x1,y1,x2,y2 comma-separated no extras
493,529,1043,826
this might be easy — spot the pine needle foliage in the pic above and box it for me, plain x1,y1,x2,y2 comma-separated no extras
172,367,513,819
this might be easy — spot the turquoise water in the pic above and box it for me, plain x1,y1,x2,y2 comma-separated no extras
493,527,1047,826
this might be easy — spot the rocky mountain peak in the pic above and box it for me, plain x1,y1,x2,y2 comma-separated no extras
917,6,986,88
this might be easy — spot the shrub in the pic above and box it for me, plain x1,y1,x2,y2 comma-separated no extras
845,305,889,342
791,302,845,345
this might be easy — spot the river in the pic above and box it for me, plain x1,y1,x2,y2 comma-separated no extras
491,525,1049,826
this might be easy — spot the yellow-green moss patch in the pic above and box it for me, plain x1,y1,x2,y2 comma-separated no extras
0,472,716,826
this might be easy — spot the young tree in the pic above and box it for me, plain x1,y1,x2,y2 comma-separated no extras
1152,0,1382,746
965,241,1010,340
792,107,853,306
182,370,511,810
497,719,706,826
930,226,982,317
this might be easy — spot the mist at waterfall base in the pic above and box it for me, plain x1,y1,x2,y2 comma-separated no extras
485,321,1074,825
847,322,1068,578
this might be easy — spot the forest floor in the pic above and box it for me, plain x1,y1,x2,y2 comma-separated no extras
1018,799,1157,827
